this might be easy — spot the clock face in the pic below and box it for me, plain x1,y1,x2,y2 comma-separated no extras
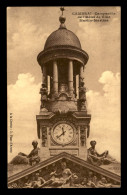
52,123,74,145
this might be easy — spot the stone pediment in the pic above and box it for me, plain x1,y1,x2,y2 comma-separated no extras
8,152,120,188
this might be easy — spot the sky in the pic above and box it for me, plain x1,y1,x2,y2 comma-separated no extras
7,7,121,162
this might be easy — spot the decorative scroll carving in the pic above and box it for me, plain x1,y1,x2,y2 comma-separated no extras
80,126,87,146
41,127,47,147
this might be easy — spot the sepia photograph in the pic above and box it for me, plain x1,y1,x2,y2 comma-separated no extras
7,6,121,188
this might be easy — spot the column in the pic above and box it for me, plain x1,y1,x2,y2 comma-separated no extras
73,75,76,98
53,60,58,94
79,64,84,86
41,66,43,84
76,75,79,99
40,127,42,145
50,76,53,93
68,60,73,95
47,76,50,95
42,64,47,86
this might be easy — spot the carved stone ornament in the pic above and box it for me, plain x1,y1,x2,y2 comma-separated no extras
80,126,86,146
41,127,47,147
8,152,121,188
40,84,48,109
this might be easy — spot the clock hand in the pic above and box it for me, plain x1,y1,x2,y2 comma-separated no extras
63,130,66,135
56,133,63,139
62,127,64,133
56,131,66,138
62,127,67,135
56,127,64,138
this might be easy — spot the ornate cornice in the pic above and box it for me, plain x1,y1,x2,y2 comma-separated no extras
37,46,89,66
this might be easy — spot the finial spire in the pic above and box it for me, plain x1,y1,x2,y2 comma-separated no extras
60,7,65,15
59,7,66,29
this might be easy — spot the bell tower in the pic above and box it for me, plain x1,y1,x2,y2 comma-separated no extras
36,7,91,161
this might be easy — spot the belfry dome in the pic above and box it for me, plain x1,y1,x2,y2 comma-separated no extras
44,28,82,50
37,10,89,66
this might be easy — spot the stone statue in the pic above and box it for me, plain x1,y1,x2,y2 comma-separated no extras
24,173,46,188
97,177,112,188
40,84,48,109
9,140,40,166
79,82,86,101
87,140,117,166
38,161,73,188
78,82,86,110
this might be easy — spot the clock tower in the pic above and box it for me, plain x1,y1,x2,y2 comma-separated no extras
36,8,91,161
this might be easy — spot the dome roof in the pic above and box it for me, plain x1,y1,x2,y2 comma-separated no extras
44,28,82,50
37,11,89,66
